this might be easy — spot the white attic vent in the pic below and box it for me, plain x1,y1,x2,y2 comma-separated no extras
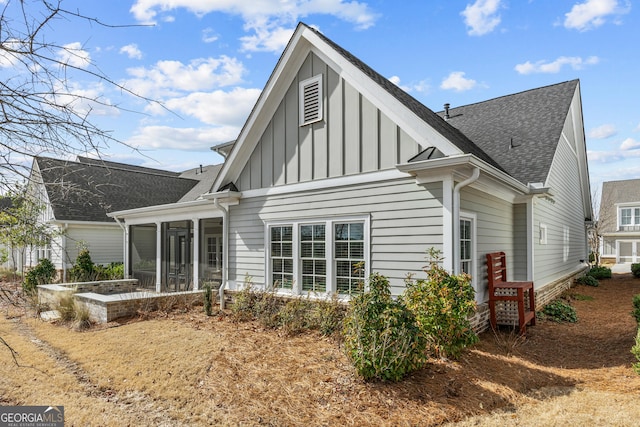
299,75,323,126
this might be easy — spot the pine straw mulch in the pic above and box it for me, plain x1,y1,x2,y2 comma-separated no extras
1,272,640,426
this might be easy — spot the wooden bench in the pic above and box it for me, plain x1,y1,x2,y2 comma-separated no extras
486,251,536,334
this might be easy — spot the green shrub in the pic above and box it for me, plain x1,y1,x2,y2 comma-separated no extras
230,282,260,322
70,247,95,282
542,300,577,323
632,264,640,278
278,298,314,336
343,272,427,382
587,265,612,280
632,329,640,374
576,275,599,287
23,258,56,294
94,262,124,280
402,252,478,359
632,295,640,324
310,294,346,337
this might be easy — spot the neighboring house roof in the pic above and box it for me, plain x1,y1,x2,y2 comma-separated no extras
33,156,203,223
77,156,181,177
177,164,223,202
436,80,579,185
599,178,640,234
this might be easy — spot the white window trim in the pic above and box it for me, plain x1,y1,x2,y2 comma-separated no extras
459,211,477,292
617,204,640,228
264,215,370,296
299,74,323,126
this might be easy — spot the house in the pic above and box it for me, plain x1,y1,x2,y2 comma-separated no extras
598,178,640,264
110,23,592,328
23,155,220,282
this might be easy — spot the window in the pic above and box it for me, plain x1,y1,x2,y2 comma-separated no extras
271,226,293,288
460,218,472,275
267,218,368,295
620,207,640,227
300,224,326,292
206,236,222,270
335,222,365,295
299,75,323,126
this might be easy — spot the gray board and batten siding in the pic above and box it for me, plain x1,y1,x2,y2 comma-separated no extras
235,52,422,191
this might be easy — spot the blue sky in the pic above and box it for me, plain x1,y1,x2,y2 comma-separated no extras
11,0,638,196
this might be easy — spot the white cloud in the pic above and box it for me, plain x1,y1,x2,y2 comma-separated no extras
620,138,640,150
56,42,91,68
440,72,477,92
388,76,431,95
120,44,143,59
564,0,630,31
123,56,246,98
461,0,502,36
50,81,120,117
127,125,241,151
202,28,219,43
146,87,261,126
587,150,623,163
588,124,617,139
514,56,599,74
130,0,379,52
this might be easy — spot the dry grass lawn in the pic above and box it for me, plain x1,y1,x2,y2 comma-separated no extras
1,272,640,426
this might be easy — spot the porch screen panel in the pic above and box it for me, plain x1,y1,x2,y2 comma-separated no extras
130,224,157,289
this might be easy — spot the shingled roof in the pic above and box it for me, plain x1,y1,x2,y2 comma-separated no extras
34,157,201,222
436,80,579,185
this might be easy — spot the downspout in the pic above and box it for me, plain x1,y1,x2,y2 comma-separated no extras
61,224,68,282
213,198,229,310
113,216,127,279
452,167,480,274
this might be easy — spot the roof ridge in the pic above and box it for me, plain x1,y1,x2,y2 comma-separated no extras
37,156,197,182
441,80,579,112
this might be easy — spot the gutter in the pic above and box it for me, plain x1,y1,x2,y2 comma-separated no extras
452,167,480,274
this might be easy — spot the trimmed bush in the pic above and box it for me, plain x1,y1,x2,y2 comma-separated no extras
23,258,55,294
542,300,577,323
632,263,640,278
343,272,427,382
402,256,478,359
203,282,213,316
632,329,640,374
632,294,640,324
576,275,599,287
70,247,95,282
587,265,612,280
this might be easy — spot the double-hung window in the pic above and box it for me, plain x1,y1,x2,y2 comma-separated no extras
620,207,640,228
267,218,368,295
300,224,326,292
271,225,293,288
334,222,365,294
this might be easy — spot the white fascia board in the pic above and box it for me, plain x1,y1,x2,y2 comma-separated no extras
49,220,120,228
303,29,462,157
397,154,530,201
108,199,215,220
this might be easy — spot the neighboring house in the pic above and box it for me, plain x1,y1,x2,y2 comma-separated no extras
24,155,220,282
110,23,592,327
598,178,640,264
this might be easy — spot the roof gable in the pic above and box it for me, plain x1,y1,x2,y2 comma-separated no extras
599,178,640,232
213,22,502,191
34,157,200,222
